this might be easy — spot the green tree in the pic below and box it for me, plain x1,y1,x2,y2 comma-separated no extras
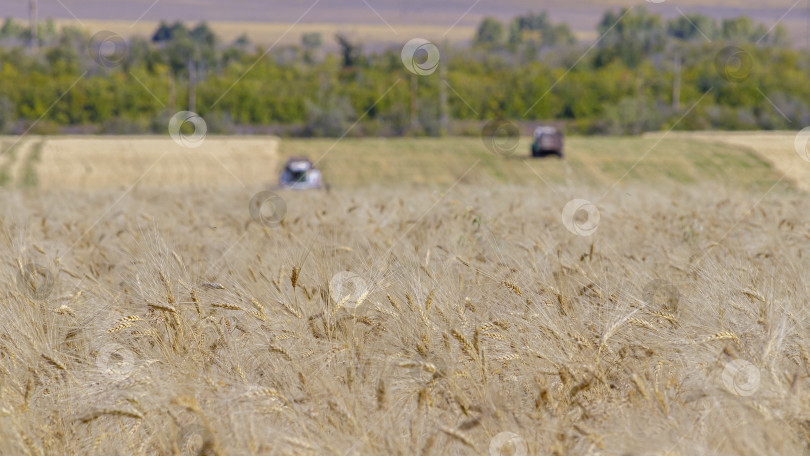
0,95,15,133
595,7,666,68
190,22,216,47
474,17,506,47
335,34,362,69
721,16,788,45
667,14,717,41
0,18,26,40
508,12,575,47
301,32,322,63
302,32,322,50
151,21,180,42
721,17,761,42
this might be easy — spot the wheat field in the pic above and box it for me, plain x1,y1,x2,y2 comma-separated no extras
1,135,809,455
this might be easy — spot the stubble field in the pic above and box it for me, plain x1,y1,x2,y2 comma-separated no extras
1,134,809,455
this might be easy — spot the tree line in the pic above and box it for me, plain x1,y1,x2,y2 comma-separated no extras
0,8,805,136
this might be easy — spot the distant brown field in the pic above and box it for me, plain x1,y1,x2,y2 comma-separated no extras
52,19,480,48
11,0,804,46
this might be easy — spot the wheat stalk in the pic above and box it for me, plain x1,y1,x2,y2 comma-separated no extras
108,322,136,333
212,302,242,311
707,331,741,344
269,345,292,361
502,280,523,296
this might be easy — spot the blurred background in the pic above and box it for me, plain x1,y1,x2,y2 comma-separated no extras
3,5,809,456
0,0,807,137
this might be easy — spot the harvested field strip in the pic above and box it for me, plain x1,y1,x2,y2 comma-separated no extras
21,140,44,188
8,139,35,188
34,136,280,190
0,141,10,186
662,131,810,192
0,138,31,188
1,138,51,188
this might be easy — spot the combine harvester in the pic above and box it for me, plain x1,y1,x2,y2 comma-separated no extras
279,157,324,190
